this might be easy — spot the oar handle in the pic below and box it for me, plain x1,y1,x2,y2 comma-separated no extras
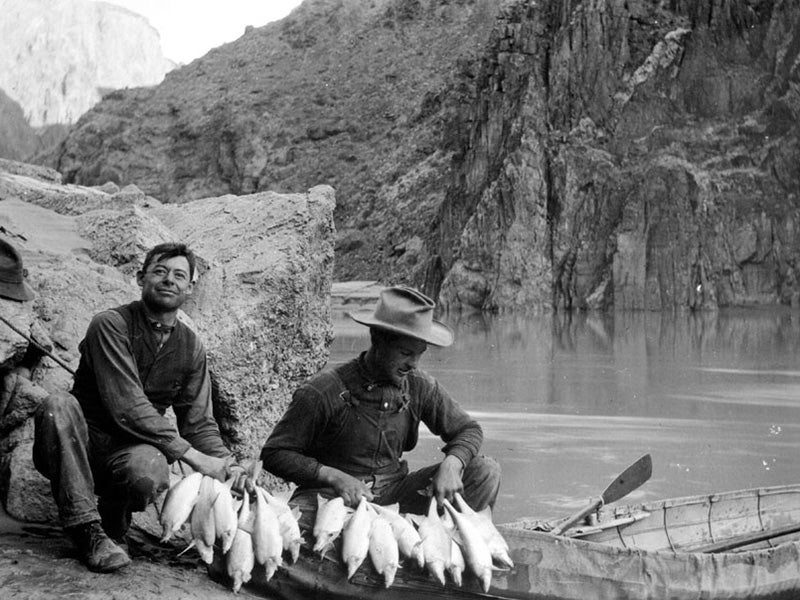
551,496,603,536
696,522,800,553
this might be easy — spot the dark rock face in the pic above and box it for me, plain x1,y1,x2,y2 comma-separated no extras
426,0,800,311
49,0,800,311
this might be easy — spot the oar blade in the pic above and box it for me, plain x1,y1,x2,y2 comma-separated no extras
601,454,652,505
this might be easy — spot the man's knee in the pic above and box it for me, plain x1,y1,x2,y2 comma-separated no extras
33,392,86,475
466,455,501,485
34,392,82,429
125,446,170,508
463,455,501,510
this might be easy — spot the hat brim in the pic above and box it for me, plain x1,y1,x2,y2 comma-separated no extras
347,310,454,347
0,280,34,302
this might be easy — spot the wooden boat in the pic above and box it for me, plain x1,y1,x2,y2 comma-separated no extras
213,483,800,599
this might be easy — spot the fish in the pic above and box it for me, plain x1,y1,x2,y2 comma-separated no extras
226,490,255,593
212,478,238,553
159,471,203,542
453,492,514,568
227,529,255,593
368,515,399,588
370,503,424,569
341,496,373,579
441,509,464,587
410,497,450,586
237,487,253,529
443,498,493,593
259,487,304,564
448,538,465,587
252,486,283,580
190,475,218,564
312,495,348,556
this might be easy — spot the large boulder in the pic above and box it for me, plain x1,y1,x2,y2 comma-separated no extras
0,160,334,522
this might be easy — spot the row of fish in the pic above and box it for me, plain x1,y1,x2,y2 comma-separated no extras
158,472,303,593
313,491,513,592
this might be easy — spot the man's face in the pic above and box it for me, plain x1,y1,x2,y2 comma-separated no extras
373,334,427,386
137,254,194,313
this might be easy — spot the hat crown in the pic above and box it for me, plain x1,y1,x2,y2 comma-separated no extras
0,239,35,301
346,286,454,347
374,286,435,328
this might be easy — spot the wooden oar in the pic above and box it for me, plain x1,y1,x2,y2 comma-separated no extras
550,454,652,536
696,522,800,553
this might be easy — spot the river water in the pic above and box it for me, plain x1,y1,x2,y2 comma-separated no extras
329,307,800,525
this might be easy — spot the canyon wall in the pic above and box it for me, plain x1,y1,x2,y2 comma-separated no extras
45,0,800,312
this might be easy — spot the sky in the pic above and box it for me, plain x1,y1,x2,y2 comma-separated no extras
104,0,305,64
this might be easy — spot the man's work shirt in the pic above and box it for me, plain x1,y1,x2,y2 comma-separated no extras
71,300,229,462
261,353,483,487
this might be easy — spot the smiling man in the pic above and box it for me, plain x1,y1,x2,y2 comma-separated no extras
261,286,500,523
33,243,240,573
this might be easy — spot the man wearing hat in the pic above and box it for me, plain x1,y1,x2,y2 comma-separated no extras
0,238,49,422
0,238,36,303
261,286,500,519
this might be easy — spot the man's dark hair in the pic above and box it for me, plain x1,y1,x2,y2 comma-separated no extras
141,243,197,281
369,327,406,347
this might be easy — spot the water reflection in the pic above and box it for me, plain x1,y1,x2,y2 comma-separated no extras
329,308,800,524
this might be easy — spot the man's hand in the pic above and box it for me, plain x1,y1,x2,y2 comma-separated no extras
226,464,251,495
431,455,465,506
181,448,233,481
318,465,374,507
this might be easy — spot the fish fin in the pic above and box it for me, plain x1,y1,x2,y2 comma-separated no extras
290,506,301,520
405,513,423,527
176,539,196,557
476,506,493,520
383,502,400,513
280,483,298,499
246,459,262,481
317,494,327,509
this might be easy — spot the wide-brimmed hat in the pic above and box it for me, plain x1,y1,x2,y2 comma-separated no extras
347,286,454,347
0,239,35,302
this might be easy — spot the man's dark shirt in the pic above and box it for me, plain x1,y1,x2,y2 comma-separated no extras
71,300,229,462
261,352,482,486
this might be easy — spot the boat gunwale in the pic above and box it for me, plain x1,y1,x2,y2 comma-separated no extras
498,482,800,559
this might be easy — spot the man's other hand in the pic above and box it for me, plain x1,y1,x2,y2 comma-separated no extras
318,465,374,507
432,454,465,506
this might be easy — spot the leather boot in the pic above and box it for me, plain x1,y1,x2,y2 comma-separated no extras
66,521,131,573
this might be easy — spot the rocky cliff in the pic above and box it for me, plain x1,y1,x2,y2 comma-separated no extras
0,159,334,522
0,0,172,130
427,0,800,311
49,0,502,278
46,0,800,312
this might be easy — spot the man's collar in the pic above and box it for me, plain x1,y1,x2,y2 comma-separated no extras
135,300,178,332
356,352,398,390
